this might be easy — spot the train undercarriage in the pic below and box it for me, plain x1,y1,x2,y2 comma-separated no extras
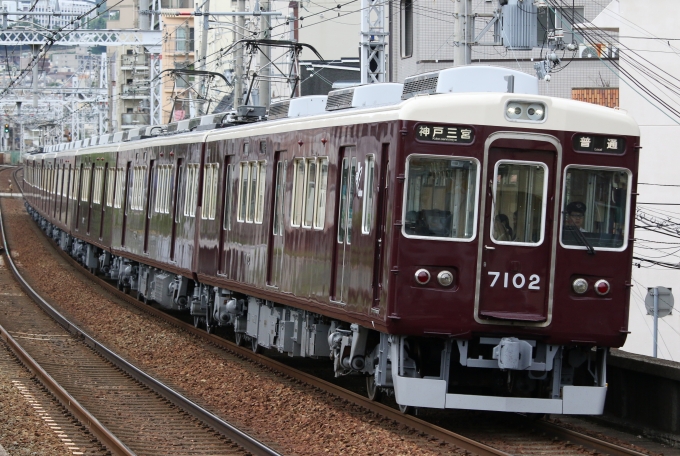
29,205,609,415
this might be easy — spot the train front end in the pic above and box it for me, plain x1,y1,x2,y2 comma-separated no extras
380,67,640,414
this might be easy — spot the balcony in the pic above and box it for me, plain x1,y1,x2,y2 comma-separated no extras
120,54,149,69
121,113,150,127
121,84,150,99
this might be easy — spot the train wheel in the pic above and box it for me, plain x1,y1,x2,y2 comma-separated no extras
366,375,381,402
398,404,413,415
251,337,262,354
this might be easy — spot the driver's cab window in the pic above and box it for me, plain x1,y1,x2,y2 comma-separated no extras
561,166,630,250
491,161,547,245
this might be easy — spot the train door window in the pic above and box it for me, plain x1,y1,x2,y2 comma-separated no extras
246,162,258,222
237,162,248,222
491,161,548,246
303,159,317,228
157,164,174,214
403,155,479,241
255,161,266,223
223,164,234,230
561,166,631,251
362,155,376,234
314,158,329,230
154,165,162,213
273,161,285,235
55,167,61,196
291,159,305,227
337,156,357,244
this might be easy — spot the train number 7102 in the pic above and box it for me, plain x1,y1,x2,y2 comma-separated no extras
488,272,541,290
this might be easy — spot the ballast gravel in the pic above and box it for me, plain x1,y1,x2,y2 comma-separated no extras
1,195,462,456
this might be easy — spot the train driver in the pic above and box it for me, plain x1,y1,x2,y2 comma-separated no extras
565,201,587,232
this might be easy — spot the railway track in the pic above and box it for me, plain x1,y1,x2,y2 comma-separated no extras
0,169,279,455
6,165,660,456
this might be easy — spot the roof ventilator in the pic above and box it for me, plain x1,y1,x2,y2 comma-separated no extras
325,83,403,111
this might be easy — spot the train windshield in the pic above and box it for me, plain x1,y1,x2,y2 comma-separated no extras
561,166,631,250
403,156,478,240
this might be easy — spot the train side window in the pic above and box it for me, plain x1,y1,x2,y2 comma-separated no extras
55,167,61,196
237,162,248,222
314,158,329,230
114,167,125,208
164,165,174,214
92,167,102,204
81,167,91,203
183,164,199,217
362,155,376,234
201,163,219,220
403,155,479,241
106,168,115,206
291,158,305,227
303,159,317,228
491,161,547,246
561,166,631,251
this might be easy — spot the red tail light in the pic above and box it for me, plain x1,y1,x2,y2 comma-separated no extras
415,269,431,285
594,279,610,296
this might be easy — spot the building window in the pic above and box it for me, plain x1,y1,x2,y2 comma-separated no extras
401,0,413,58
537,7,584,46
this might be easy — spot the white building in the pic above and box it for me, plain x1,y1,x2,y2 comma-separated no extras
604,0,680,361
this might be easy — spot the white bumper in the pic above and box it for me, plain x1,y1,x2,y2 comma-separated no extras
393,373,607,414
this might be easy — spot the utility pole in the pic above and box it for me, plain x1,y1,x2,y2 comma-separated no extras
234,0,245,109
198,0,210,115
259,0,271,108
453,0,472,66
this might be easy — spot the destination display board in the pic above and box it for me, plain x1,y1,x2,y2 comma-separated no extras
415,124,475,144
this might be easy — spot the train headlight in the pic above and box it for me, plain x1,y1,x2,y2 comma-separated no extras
506,103,523,119
415,269,431,285
594,279,611,296
437,270,454,287
572,278,588,294
527,103,546,121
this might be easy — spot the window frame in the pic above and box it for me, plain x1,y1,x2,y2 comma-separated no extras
314,157,329,230
401,154,481,243
559,164,632,253
291,158,305,227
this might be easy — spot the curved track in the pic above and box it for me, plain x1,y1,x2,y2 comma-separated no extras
0,167,280,456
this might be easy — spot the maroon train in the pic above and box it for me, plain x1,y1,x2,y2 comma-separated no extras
23,66,640,414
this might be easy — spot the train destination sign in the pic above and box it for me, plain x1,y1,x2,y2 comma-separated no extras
573,134,625,154
416,124,475,144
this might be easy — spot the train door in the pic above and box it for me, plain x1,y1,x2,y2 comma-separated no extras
371,145,389,309
143,159,155,253
217,155,235,275
331,146,358,303
475,136,560,325
99,163,108,239
121,161,132,246
266,151,288,287
170,158,183,261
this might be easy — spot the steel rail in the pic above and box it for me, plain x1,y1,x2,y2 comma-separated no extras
0,320,133,455
0,191,281,456
535,421,649,456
